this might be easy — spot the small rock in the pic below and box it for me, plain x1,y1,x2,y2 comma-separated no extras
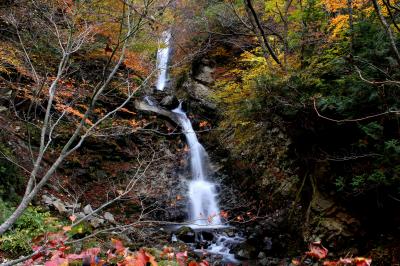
104,212,115,223
90,217,104,228
263,237,272,250
53,200,67,214
42,195,53,206
234,243,257,260
75,212,86,220
83,204,93,215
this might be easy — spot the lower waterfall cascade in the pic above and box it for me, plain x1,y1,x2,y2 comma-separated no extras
172,103,222,227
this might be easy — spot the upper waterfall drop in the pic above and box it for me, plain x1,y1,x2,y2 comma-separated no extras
172,103,222,227
155,30,171,91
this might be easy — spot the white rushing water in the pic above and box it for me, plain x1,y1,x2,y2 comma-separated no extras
172,103,222,227
155,30,171,91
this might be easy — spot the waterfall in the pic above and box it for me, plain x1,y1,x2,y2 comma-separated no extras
172,103,222,227
155,30,171,91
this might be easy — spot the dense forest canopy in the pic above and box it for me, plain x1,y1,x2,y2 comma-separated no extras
0,0,399,265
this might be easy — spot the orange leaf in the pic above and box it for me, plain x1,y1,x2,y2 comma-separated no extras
62,226,72,232
354,257,372,266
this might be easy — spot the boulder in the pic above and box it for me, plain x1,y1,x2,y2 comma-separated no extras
160,95,179,109
193,65,214,85
201,231,214,241
175,226,196,243
183,80,216,111
192,58,215,85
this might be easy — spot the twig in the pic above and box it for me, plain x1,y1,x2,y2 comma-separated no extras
313,97,400,123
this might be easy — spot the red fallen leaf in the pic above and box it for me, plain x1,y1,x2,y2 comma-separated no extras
305,241,328,259
133,249,158,266
107,249,117,260
69,215,77,222
199,260,210,266
112,238,125,255
188,262,198,266
44,257,68,266
354,257,372,266
323,261,338,266
176,251,188,266
338,258,353,264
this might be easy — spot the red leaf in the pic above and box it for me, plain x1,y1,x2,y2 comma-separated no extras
44,257,68,266
176,251,188,266
305,241,328,259
199,260,210,266
69,215,77,222
323,261,338,266
112,238,125,255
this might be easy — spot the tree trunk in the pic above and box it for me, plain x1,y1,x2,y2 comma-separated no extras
372,0,400,66
244,0,284,69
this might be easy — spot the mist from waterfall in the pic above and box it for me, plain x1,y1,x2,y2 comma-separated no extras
155,30,171,91
172,103,222,227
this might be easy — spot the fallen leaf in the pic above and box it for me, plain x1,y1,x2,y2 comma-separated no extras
305,241,328,259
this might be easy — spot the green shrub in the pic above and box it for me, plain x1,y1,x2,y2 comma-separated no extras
0,201,61,256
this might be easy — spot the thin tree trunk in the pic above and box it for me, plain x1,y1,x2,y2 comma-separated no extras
348,0,354,52
372,0,400,66
244,0,284,69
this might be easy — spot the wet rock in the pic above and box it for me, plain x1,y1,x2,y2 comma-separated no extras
201,231,214,241
234,242,257,260
83,204,93,215
160,95,179,109
104,212,115,223
175,226,196,243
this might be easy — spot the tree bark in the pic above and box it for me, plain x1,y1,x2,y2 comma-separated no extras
372,0,400,66
244,0,284,69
